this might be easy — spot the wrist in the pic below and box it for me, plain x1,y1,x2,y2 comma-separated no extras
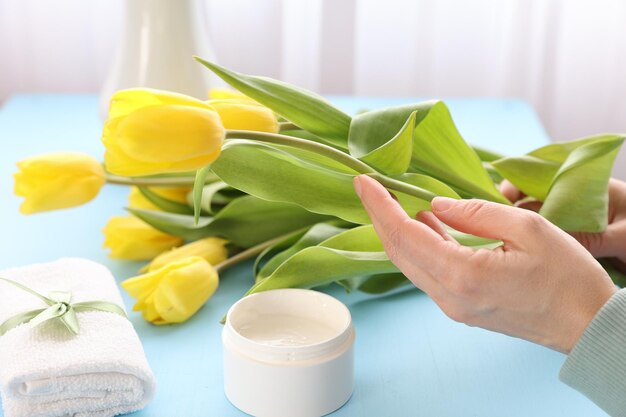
559,279,617,354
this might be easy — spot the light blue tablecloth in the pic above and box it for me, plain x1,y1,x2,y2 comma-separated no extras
0,95,606,416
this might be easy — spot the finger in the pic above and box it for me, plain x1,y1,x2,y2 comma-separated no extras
572,221,626,258
416,211,455,242
500,180,525,203
431,197,538,245
571,232,607,257
608,179,626,222
354,175,465,278
515,199,542,213
354,175,444,249
355,175,406,227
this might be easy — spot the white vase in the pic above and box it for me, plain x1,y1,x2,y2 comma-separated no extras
99,0,217,119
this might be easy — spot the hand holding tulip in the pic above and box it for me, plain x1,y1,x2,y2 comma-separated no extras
501,178,626,272
353,175,617,353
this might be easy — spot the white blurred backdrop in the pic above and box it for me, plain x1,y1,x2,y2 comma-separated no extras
1,0,625,178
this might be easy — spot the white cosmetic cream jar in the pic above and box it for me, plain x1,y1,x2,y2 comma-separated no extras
222,288,355,417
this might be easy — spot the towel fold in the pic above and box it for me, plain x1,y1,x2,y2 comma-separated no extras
0,258,156,417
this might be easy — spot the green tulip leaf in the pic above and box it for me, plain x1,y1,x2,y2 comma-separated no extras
193,166,212,224
194,57,351,146
281,129,347,151
410,101,508,203
257,223,348,281
128,208,213,241
267,143,358,175
137,187,193,215
471,146,506,183
247,223,504,296
351,111,417,174
493,134,625,232
211,139,370,223
354,273,411,294
472,145,506,162
253,228,310,277
349,102,432,156
212,139,458,224
348,100,505,202
248,225,398,295
205,195,331,247
491,158,559,201
195,181,232,215
391,173,460,215
129,195,329,247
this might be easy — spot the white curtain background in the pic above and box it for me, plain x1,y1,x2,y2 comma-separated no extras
1,0,625,178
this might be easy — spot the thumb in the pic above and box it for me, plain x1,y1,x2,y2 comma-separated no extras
571,225,626,259
431,197,537,243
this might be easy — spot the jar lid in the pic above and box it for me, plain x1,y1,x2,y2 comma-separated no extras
224,289,354,363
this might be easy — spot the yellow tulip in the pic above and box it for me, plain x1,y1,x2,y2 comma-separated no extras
208,99,279,133
127,187,158,210
128,186,192,210
103,215,183,260
14,152,105,214
102,89,225,176
122,256,219,325
141,237,228,272
208,88,253,101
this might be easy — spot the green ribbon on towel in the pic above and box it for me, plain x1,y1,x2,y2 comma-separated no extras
0,277,127,336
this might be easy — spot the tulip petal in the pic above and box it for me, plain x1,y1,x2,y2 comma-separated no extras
152,257,218,323
145,237,228,272
103,216,183,260
209,99,279,133
103,105,224,176
109,88,213,120
13,152,105,214
121,271,161,300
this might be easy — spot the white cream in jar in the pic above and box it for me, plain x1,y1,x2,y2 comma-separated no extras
222,289,355,417
237,314,339,347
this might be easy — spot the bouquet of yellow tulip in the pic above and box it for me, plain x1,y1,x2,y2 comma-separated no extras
13,56,626,325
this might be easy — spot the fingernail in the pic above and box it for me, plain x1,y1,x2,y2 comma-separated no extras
431,197,456,212
353,176,363,197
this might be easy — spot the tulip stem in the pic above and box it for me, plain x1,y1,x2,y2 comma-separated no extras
224,130,439,202
105,173,219,187
214,228,306,272
367,173,437,202
225,130,375,174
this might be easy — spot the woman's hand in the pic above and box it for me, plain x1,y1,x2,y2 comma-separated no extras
501,179,626,271
353,175,617,353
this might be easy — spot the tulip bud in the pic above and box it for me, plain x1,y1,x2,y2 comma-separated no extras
141,237,228,273
102,89,225,176
103,215,183,260
208,88,254,101
14,152,105,214
209,99,279,133
122,256,219,324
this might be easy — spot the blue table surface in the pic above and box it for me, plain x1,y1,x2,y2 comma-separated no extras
0,94,607,417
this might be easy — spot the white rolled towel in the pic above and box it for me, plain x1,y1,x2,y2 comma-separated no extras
0,258,156,417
